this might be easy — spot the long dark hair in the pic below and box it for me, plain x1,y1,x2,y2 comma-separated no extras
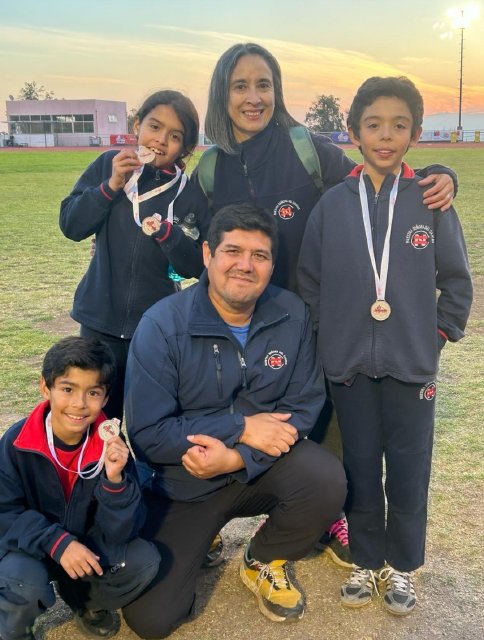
136,90,199,159
205,43,299,154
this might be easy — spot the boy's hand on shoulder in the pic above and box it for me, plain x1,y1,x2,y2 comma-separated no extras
60,540,103,579
104,436,129,483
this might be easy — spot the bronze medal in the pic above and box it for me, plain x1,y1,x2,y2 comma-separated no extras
142,215,162,235
370,299,391,321
136,145,156,164
98,419,120,441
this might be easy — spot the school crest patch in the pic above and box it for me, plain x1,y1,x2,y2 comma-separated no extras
274,200,301,220
419,381,436,400
264,350,288,369
406,224,435,249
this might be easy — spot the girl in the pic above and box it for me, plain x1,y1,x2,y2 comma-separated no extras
60,90,209,420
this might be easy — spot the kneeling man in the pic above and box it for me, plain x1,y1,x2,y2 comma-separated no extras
122,203,346,638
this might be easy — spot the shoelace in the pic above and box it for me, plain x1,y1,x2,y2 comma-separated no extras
378,567,415,594
347,565,379,592
328,518,349,545
256,562,290,596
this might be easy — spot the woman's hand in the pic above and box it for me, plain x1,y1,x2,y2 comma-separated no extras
418,173,455,211
108,149,142,191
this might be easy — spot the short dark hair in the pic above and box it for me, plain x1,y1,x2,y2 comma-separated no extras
347,76,424,138
207,203,279,261
41,336,116,392
136,90,199,159
205,43,299,154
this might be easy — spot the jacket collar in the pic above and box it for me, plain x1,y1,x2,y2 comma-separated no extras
187,270,289,337
346,162,415,196
348,161,415,179
14,400,107,468
231,118,279,168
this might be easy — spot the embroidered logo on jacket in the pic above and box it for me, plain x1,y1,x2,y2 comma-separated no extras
406,225,435,249
264,350,288,369
274,200,300,220
419,382,436,400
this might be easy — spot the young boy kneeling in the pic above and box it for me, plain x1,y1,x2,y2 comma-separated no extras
0,337,160,639
298,76,472,616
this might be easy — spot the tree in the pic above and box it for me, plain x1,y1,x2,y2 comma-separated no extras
305,94,345,133
17,81,55,100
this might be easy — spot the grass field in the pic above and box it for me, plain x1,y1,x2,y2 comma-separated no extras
0,146,482,571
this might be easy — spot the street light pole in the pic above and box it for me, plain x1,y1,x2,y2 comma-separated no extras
457,9,464,139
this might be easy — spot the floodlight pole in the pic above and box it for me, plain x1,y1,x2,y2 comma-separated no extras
457,9,464,139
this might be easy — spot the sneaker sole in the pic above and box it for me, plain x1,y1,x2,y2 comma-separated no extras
382,600,416,616
323,545,353,569
340,595,373,609
239,564,304,623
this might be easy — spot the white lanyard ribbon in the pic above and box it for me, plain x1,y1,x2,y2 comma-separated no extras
123,164,188,226
45,412,105,480
358,170,400,301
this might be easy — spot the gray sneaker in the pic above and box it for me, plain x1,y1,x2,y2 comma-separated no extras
341,565,378,607
379,566,417,616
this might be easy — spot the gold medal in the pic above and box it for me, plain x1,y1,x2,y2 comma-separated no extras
136,145,156,164
370,299,391,321
98,419,120,441
142,215,162,235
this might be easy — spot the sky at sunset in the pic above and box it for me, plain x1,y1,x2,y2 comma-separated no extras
1,0,483,131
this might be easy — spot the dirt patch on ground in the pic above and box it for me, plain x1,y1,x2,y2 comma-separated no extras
36,516,482,640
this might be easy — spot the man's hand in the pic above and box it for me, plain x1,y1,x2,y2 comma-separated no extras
59,540,103,579
182,434,244,479
419,173,454,211
104,436,129,483
239,413,298,456
108,149,142,191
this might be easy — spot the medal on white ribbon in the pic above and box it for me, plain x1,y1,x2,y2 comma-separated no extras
45,412,107,479
98,418,121,441
358,170,401,321
123,163,188,235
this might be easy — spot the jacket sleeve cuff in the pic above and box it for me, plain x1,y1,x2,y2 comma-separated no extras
100,471,128,495
438,328,448,351
100,180,123,202
152,221,173,244
50,531,77,563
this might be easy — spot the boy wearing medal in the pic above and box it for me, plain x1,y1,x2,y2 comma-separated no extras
297,77,472,615
0,337,160,639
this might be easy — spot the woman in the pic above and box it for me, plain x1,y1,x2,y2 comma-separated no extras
194,42,455,292
191,42,456,567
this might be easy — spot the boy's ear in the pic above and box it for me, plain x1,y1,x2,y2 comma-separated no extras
102,394,109,409
348,126,360,146
410,126,423,147
39,377,51,401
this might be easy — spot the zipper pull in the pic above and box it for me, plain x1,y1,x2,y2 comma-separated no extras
238,353,247,388
155,169,161,181
213,344,223,398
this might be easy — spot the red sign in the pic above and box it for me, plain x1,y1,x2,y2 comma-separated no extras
110,134,137,145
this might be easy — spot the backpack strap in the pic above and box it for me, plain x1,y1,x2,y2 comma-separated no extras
289,125,325,195
196,145,218,208
197,126,325,207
